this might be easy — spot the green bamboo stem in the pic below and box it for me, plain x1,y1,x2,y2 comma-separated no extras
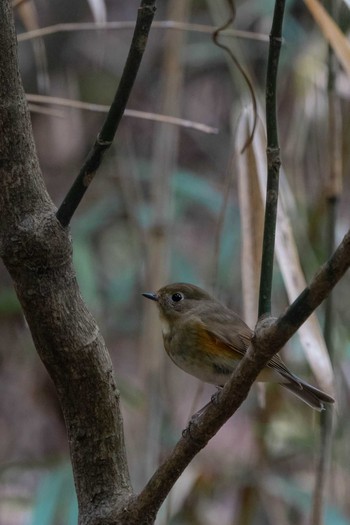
258,0,286,317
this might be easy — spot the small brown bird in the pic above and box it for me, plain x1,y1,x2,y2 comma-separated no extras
143,282,334,411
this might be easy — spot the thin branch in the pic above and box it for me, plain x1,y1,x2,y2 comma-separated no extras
132,226,350,521
258,0,286,317
27,102,64,117
55,0,157,228
17,20,269,43
25,93,218,134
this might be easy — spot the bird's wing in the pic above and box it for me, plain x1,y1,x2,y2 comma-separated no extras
189,308,298,383
266,353,301,384
188,309,253,359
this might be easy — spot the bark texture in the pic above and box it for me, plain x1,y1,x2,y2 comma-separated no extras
0,3,132,524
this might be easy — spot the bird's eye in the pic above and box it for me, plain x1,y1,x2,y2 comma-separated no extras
171,292,183,302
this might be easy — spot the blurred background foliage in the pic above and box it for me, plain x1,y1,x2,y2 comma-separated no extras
1,0,350,524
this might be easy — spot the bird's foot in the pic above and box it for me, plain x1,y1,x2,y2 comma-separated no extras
182,388,222,440
210,386,222,405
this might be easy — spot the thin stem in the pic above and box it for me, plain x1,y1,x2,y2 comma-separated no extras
311,198,337,525
26,93,218,134
56,0,156,227
324,199,337,351
17,20,269,44
212,1,257,152
258,0,286,317
311,1,341,519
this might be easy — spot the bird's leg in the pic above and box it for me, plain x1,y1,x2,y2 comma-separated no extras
210,385,222,405
182,387,223,439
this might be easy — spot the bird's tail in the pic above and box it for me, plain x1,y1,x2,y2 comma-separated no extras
280,378,335,411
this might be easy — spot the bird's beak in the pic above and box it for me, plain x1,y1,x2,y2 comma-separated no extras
142,292,158,302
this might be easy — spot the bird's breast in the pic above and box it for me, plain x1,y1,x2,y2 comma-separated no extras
161,324,237,385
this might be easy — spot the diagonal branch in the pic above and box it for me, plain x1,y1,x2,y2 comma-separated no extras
25,93,219,134
56,0,156,228
131,228,350,522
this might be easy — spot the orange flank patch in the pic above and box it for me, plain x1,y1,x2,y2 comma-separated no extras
195,327,244,361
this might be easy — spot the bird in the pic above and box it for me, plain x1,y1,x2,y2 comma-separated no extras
142,282,334,411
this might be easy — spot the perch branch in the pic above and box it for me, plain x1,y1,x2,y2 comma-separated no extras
131,227,350,521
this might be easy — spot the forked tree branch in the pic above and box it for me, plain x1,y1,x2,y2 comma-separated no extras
0,2,146,524
1,0,347,524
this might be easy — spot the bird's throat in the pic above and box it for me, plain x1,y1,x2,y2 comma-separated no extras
160,316,171,336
